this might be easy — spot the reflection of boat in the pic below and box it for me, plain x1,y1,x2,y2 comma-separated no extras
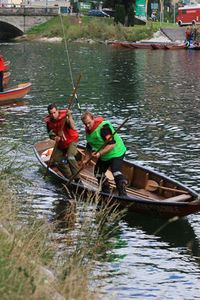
0,83,32,105
124,211,200,256
34,139,200,219
4,60,10,71
3,72,10,86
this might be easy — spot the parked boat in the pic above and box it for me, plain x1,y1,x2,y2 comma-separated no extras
108,41,169,49
4,60,10,71
120,42,134,49
187,43,200,50
164,44,186,50
34,139,200,219
3,72,10,86
151,43,166,49
129,42,155,49
0,82,32,105
107,41,125,49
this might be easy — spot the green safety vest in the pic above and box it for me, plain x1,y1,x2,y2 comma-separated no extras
86,121,126,161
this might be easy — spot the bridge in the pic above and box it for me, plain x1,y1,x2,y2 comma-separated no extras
0,7,59,41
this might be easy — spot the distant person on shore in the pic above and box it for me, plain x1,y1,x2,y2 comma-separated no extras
151,12,156,22
186,28,190,42
0,55,5,92
78,16,82,26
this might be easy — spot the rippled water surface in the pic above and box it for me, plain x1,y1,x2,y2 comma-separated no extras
1,41,200,299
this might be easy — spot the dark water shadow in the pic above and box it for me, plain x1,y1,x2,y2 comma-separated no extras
123,211,200,257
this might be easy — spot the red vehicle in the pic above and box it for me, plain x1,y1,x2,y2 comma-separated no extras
176,5,200,26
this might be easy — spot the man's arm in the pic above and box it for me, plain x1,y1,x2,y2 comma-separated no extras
66,109,75,130
47,124,56,140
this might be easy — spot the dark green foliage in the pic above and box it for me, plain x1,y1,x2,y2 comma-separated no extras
72,2,79,13
114,4,126,25
128,4,135,26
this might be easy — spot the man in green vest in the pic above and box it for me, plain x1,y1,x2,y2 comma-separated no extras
81,111,127,197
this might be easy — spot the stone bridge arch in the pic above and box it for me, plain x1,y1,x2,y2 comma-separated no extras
0,20,23,40
0,7,59,41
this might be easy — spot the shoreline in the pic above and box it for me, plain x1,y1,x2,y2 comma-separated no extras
15,28,185,45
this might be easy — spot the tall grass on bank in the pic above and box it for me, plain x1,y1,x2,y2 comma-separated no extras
0,176,126,299
27,15,177,42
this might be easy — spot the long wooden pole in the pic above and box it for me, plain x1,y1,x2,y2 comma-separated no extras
44,74,82,179
66,116,131,186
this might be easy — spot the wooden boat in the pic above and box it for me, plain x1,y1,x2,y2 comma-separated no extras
120,42,134,49
187,43,200,50
129,42,155,49
4,60,10,71
151,43,166,49
3,72,10,86
0,82,32,105
34,139,200,219
164,44,186,50
107,41,126,49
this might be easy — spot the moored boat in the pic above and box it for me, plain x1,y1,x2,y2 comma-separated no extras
187,43,200,50
164,44,186,50
0,82,32,105
130,42,155,49
4,60,10,71
120,42,134,49
151,43,166,49
3,72,10,86
107,41,125,49
34,139,200,219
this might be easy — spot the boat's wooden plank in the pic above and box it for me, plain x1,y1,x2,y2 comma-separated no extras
161,194,192,203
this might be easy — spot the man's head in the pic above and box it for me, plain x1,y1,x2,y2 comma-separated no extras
81,111,95,131
48,103,59,120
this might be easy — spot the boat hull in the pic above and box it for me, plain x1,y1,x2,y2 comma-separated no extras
33,139,200,219
0,82,32,105
3,72,10,86
4,60,10,71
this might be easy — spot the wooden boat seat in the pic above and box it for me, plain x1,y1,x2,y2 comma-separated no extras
162,194,192,203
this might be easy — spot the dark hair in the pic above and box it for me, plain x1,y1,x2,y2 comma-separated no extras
81,111,94,122
47,103,57,113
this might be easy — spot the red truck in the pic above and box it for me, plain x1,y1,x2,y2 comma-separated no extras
176,5,200,26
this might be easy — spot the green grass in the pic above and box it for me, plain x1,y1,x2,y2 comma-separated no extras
27,15,178,42
0,175,126,299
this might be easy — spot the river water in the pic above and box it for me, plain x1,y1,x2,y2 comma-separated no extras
1,41,200,299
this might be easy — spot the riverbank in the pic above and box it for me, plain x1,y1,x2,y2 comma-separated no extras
17,15,178,44
0,176,125,299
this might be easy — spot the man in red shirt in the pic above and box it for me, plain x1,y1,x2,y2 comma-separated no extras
44,103,82,184
0,55,5,92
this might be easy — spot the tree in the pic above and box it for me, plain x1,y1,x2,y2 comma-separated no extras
114,4,126,24
104,0,136,26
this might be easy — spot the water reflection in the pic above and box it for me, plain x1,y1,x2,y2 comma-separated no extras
1,41,200,299
124,212,200,257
